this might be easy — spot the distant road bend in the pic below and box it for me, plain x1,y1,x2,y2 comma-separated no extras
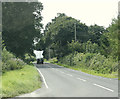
19,63,118,97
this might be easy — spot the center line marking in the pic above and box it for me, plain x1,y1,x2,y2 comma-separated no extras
93,83,114,92
66,74,73,77
77,78,86,82
37,68,48,89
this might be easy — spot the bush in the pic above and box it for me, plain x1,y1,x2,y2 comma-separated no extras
82,40,99,53
2,48,15,62
2,48,25,73
67,40,82,53
60,52,118,74
24,53,36,64
49,57,58,63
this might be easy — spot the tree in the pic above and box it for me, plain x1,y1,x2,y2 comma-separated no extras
0,32,1,69
83,40,99,53
105,19,118,59
67,40,82,53
99,33,110,57
88,24,107,45
2,2,43,57
99,18,118,59
42,13,89,58
118,17,120,61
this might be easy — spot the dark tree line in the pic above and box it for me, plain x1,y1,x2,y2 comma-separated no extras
35,13,116,60
2,2,118,64
2,2,43,58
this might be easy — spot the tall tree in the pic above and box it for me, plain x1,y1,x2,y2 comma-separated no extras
2,2,43,57
100,18,118,59
106,19,118,59
41,13,88,58
88,24,107,45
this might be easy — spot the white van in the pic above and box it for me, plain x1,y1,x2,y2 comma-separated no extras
34,50,44,64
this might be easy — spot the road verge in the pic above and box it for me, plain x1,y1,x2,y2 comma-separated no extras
1,65,42,98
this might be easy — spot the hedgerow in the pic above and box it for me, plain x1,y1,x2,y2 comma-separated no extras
60,52,118,74
2,48,25,73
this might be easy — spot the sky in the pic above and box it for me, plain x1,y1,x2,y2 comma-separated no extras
39,0,119,28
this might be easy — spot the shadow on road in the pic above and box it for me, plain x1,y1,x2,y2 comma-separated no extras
33,63,65,68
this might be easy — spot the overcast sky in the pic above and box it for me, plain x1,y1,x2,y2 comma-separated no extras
39,0,119,28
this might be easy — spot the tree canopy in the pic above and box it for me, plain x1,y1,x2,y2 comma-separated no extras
36,13,89,58
36,13,118,61
2,2,43,57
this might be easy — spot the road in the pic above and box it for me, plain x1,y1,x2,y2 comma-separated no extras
19,63,118,97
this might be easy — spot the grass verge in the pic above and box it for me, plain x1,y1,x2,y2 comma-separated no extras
1,65,41,98
54,63,118,78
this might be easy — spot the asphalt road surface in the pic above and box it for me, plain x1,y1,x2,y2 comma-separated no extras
19,63,118,97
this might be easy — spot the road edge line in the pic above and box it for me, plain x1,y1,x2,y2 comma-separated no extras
36,68,48,89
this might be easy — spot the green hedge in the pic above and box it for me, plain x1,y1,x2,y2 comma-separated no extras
24,53,36,64
60,52,118,74
48,57,58,63
2,48,25,73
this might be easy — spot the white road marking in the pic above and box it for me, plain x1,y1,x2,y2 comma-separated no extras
93,83,114,92
77,78,86,82
37,68,48,89
66,74,73,77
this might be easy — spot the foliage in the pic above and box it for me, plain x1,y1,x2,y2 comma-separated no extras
60,52,118,74
40,14,118,76
48,57,58,63
2,48,25,73
40,13,89,59
99,33,110,57
1,65,41,97
105,19,118,59
118,17,120,61
67,40,82,53
83,40,99,53
0,32,1,49
56,63,117,78
24,53,36,64
2,2,43,57
67,40,99,54
0,32,1,70
88,24,107,45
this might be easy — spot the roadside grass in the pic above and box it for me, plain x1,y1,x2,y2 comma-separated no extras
54,63,118,78
0,76,2,98
1,65,41,98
